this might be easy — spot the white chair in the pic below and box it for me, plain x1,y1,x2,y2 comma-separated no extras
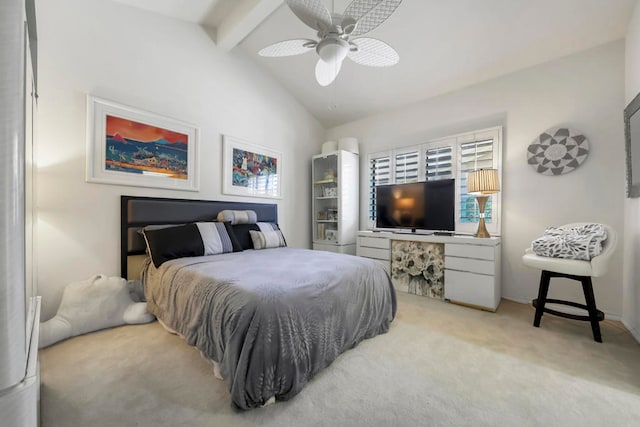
522,223,617,343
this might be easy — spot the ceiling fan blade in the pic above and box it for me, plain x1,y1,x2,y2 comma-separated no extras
285,0,332,32
258,39,317,57
315,59,343,86
344,0,402,36
348,37,399,67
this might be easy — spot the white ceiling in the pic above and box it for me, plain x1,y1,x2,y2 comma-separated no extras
111,0,637,128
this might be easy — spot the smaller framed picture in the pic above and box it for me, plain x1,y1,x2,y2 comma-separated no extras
325,229,337,241
223,135,283,199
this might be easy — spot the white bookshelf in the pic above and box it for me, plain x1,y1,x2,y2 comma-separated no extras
312,150,359,255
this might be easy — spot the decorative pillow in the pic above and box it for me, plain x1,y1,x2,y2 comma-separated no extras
249,229,287,250
230,223,261,250
257,222,287,246
143,222,239,268
216,210,257,225
39,274,154,349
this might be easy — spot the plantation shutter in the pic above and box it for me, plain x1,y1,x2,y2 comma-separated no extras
425,146,453,181
459,138,494,223
368,156,391,220
395,151,419,183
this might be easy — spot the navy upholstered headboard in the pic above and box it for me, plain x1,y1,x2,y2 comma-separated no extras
120,195,278,278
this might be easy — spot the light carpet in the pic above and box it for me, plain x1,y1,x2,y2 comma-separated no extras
40,293,640,426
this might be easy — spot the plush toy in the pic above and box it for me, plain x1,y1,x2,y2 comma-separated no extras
39,274,154,349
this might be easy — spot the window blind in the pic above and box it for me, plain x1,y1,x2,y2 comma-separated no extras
425,146,453,181
368,156,391,220
459,138,494,223
395,151,419,183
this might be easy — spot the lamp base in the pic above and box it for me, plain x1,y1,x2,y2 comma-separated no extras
474,195,491,238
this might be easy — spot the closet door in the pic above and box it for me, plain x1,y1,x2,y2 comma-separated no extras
0,0,27,391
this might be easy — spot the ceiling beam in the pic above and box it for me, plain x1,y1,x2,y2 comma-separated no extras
210,0,283,52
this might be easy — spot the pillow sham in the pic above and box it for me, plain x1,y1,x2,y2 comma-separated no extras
249,229,287,250
216,210,257,225
230,222,286,250
143,221,239,268
230,223,261,250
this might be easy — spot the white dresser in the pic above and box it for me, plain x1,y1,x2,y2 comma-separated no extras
357,231,501,311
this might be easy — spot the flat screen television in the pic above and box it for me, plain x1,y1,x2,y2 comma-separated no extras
375,179,455,232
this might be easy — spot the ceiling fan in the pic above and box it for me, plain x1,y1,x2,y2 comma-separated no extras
259,0,403,86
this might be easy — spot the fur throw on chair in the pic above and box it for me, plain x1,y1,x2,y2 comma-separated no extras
39,274,154,349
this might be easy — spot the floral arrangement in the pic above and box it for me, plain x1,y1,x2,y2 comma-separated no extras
391,240,445,299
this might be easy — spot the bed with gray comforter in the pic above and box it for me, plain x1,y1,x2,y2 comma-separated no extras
142,247,397,410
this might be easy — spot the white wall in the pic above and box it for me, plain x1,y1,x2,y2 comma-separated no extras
36,0,324,320
328,41,626,317
624,0,640,340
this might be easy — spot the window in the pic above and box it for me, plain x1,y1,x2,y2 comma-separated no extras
368,127,502,235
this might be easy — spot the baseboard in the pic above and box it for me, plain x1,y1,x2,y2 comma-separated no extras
621,319,640,344
501,296,622,321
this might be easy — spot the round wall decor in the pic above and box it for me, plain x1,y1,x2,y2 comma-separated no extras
527,127,589,175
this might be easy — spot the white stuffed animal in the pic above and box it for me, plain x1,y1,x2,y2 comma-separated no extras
39,274,154,348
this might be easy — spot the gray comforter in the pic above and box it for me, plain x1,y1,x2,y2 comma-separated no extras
142,247,397,410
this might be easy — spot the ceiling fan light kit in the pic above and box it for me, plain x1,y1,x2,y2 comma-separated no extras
259,0,403,87
317,38,349,64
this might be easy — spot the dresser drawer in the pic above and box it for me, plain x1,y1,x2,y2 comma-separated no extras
358,236,390,249
445,243,495,261
357,246,390,261
444,270,498,310
445,256,495,275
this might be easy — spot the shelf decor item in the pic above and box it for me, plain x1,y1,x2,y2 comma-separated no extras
467,168,500,238
86,95,199,191
222,135,283,199
323,186,337,197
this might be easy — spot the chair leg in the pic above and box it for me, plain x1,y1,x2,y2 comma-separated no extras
581,277,602,343
533,270,551,327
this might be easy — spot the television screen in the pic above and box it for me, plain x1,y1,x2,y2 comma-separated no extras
375,179,455,232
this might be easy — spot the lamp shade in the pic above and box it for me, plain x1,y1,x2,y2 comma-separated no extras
467,169,500,195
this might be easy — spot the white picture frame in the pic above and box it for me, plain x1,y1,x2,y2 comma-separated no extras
222,135,283,199
86,95,199,192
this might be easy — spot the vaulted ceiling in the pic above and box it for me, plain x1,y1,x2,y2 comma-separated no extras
111,0,637,127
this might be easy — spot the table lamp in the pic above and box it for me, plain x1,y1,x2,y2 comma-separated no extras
467,169,500,238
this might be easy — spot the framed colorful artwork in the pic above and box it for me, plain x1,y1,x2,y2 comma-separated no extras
222,135,282,199
86,95,199,191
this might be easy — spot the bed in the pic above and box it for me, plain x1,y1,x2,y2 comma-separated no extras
121,195,397,410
